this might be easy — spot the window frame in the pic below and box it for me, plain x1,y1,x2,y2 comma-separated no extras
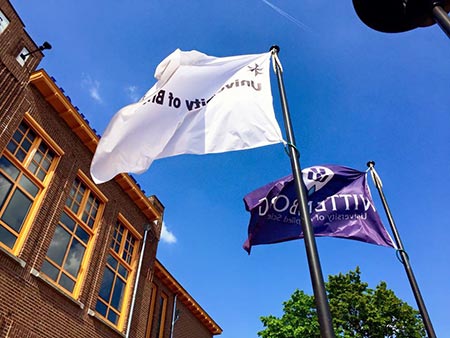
16,47,30,66
145,284,158,338
95,213,142,330
0,9,10,34
156,292,168,338
0,113,63,255
40,169,107,298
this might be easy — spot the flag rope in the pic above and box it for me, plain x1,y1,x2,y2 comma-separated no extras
271,49,284,73
395,248,410,265
283,142,300,158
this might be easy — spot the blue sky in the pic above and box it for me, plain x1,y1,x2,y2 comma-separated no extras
13,0,450,337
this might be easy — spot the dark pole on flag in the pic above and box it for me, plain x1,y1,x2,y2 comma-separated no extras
270,45,335,338
367,161,436,338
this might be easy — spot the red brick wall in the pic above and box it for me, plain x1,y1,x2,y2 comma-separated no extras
172,300,214,338
0,81,161,338
0,2,160,337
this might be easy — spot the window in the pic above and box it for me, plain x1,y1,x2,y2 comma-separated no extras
16,47,29,66
145,284,168,338
41,172,105,296
145,284,158,338
0,117,61,254
155,292,168,338
0,10,9,34
95,217,141,328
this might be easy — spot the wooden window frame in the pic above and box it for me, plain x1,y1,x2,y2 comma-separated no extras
95,214,141,330
145,283,158,338
0,113,63,255
41,169,107,298
157,292,168,338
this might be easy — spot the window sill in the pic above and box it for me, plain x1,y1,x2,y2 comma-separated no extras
30,268,85,309
88,309,126,337
0,246,26,268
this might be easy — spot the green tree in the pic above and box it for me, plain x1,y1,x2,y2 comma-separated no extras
259,268,425,338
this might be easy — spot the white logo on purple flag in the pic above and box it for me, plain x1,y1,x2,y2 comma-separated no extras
303,166,334,195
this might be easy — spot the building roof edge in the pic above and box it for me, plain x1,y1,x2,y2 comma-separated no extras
29,69,164,225
154,260,223,335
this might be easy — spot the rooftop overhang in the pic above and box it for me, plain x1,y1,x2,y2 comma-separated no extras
154,260,223,335
29,69,164,225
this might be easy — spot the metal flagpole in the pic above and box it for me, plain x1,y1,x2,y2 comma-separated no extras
429,0,450,38
431,3,450,38
270,45,335,338
367,161,436,338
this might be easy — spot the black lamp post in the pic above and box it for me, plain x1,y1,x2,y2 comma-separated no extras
20,41,52,60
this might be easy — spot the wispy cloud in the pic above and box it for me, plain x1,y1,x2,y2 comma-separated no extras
261,0,312,32
125,85,140,102
81,74,103,103
160,221,177,244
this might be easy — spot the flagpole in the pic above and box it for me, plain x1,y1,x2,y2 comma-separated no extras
270,45,335,338
430,2,450,38
367,161,436,338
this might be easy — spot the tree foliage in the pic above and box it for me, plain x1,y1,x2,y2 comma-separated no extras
259,268,425,338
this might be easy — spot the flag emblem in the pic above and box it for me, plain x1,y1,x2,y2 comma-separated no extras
248,63,263,76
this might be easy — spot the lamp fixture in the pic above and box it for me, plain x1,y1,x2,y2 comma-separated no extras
20,41,52,60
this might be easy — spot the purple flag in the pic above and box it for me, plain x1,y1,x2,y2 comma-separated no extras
243,165,395,253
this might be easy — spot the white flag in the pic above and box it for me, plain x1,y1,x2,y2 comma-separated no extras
90,49,283,184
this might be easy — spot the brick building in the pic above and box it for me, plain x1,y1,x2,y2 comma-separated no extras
0,0,222,337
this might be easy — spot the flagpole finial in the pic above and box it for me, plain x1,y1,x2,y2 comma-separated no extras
367,161,375,168
270,45,280,53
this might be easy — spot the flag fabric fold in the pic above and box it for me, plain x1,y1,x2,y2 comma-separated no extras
243,165,395,253
90,49,283,184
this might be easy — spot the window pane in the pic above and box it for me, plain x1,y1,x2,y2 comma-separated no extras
28,162,38,175
112,242,120,253
60,212,76,231
0,156,19,180
75,226,89,244
41,260,59,281
111,277,125,310
19,175,39,197
0,225,17,249
75,192,83,203
107,254,118,270
46,225,71,265
26,128,36,141
98,267,114,301
59,273,75,292
118,264,128,279
38,143,47,154
36,169,45,181
1,189,32,232
82,195,98,228
22,139,32,152
64,239,85,277
33,151,43,163
6,141,17,154
42,157,51,170
15,149,26,162
95,300,108,316
107,310,119,325
0,174,13,210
